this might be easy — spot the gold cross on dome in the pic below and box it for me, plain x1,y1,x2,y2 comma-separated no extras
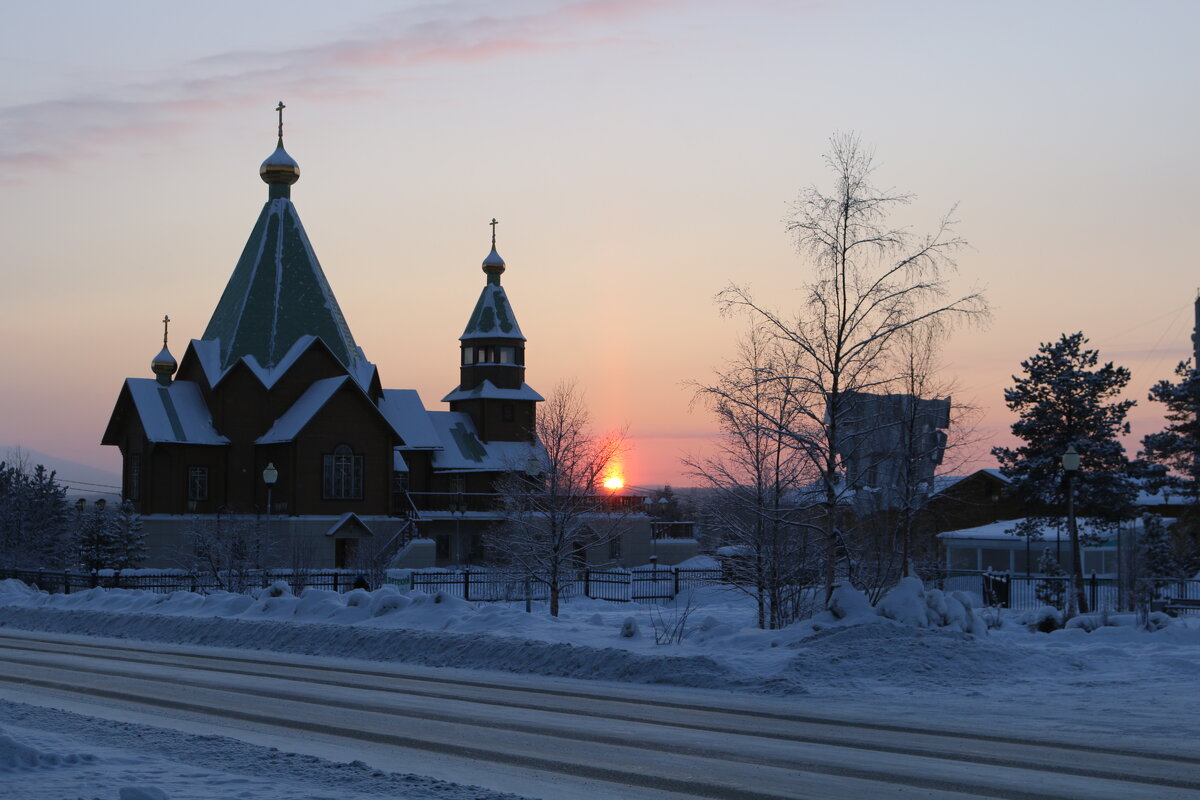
276,101,286,139
490,217,499,247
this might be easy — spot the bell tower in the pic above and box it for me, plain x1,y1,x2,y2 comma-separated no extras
443,220,542,442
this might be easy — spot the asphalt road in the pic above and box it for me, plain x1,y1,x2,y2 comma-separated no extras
0,629,1196,800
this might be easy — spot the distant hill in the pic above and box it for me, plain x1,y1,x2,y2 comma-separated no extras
1,446,123,502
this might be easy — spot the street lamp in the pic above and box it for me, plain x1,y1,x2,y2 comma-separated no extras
1061,445,1083,616
262,463,278,572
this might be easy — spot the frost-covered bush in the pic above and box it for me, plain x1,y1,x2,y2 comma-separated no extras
876,578,930,627
1027,606,1062,633
620,616,639,638
265,580,292,598
828,582,874,621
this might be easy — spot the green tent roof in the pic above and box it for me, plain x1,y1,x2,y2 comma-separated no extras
203,196,360,370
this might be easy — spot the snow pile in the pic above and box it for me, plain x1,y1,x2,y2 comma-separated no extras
874,577,987,634
786,623,1082,688
820,578,986,634
0,726,94,771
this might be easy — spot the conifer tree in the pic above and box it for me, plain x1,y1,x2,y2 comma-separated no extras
111,500,147,570
1142,358,1200,500
1035,548,1066,608
74,501,119,571
993,332,1138,615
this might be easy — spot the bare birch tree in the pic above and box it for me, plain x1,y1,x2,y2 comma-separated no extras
686,326,817,629
489,381,626,617
717,133,988,603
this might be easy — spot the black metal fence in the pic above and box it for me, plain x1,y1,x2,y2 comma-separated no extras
944,571,1200,613
0,568,368,596
0,566,727,604
403,568,726,603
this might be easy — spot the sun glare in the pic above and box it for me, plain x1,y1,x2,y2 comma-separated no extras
603,475,625,490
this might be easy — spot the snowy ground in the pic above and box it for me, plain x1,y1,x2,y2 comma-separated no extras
0,575,1197,798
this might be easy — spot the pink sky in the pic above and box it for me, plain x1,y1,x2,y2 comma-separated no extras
1,1,1197,487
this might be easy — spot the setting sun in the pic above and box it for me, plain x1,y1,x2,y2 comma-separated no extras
603,475,625,490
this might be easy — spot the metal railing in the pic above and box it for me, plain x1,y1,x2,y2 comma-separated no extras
402,567,725,603
0,568,371,596
943,571,1200,613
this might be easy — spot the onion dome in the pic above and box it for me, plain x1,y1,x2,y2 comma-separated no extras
482,218,505,282
482,246,506,277
260,141,300,185
152,315,178,385
260,101,300,186
152,346,177,386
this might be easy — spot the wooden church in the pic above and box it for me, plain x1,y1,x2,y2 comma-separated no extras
101,111,545,569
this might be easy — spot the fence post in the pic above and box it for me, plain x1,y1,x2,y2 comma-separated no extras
583,570,590,599
463,569,471,602
673,567,680,598
113,569,121,589
524,576,532,613
1089,572,1097,612
63,570,71,595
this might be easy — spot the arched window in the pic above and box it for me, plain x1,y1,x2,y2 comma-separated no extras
323,444,363,500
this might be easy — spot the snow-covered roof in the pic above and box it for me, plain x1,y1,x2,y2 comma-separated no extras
427,411,540,472
378,389,441,448
930,469,1011,496
190,336,376,394
937,517,1140,542
323,512,374,537
124,379,228,445
460,283,525,341
202,196,361,371
441,380,544,404
257,377,347,443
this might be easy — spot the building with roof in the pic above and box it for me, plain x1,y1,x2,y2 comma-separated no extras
100,115,577,570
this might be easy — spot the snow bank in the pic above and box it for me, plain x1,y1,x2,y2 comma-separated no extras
0,727,95,772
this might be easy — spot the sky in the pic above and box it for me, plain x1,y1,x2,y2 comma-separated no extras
0,0,1197,487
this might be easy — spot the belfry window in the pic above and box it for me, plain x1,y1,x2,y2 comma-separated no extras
323,445,363,500
498,346,515,364
461,347,474,366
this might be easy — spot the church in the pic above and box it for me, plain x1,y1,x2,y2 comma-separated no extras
101,110,555,570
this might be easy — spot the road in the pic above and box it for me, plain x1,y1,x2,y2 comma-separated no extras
0,629,1196,800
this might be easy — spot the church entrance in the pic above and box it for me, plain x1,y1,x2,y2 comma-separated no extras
335,538,358,568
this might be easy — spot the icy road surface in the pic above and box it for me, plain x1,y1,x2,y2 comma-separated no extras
1,629,1198,800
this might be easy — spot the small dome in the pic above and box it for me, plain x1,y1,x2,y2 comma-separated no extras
260,141,300,185
482,246,506,276
152,346,178,380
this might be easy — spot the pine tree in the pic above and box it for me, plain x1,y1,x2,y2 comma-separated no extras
74,501,119,571
1142,358,1200,500
993,332,1138,615
1035,548,1066,608
111,500,147,570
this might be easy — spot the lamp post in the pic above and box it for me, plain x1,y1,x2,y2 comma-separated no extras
262,463,278,581
1061,444,1085,616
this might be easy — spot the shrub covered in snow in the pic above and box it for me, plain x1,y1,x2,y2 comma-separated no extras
620,616,639,638
828,582,874,621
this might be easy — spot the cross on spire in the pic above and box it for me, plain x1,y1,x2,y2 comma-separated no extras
276,101,286,142
490,217,499,248
162,315,171,348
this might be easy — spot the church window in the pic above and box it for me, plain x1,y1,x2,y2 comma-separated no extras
187,466,209,502
498,346,515,364
461,348,474,366
128,454,141,501
502,403,514,422
323,445,363,500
